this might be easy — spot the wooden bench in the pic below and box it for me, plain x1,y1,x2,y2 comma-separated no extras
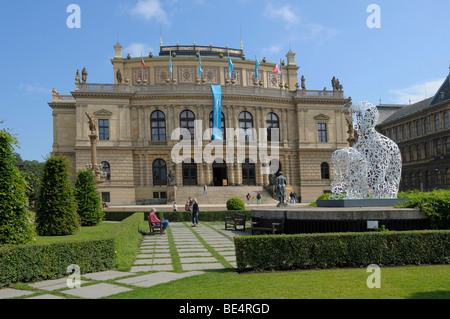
148,219,164,236
225,213,247,231
251,217,285,235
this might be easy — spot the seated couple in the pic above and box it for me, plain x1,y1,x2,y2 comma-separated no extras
149,208,169,235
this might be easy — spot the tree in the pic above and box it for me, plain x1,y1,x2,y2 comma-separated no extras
0,126,36,245
36,156,80,236
75,170,104,226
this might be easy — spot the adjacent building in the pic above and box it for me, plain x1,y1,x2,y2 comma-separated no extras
377,72,450,191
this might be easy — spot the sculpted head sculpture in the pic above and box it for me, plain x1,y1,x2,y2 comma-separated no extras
331,101,402,199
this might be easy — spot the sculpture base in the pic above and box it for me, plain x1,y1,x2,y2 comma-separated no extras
277,202,290,208
317,198,410,208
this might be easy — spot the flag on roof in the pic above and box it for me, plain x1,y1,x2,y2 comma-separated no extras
255,56,260,79
228,57,234,78
198,51,203,75
273,60,282,74
169,51,173,75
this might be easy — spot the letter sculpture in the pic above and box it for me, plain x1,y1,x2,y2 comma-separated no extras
331,101,402,199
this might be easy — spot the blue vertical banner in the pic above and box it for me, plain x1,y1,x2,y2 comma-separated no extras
211,85,223,141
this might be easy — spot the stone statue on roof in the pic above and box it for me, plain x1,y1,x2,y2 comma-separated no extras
82,67,88,84
116,69,123,84
75,70,81,84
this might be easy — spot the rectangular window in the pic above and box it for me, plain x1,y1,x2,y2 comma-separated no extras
99,119,110,140
101,192,110,203
318,123,327,143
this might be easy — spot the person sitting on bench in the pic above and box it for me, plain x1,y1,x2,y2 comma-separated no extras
149,208,169,235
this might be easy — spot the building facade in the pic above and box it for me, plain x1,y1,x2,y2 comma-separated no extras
377,72,450,191
49,43,352,205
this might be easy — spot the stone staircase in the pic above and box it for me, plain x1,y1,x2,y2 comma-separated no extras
173,185,277,206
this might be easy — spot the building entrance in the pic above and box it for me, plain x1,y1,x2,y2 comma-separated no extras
182,159,198,186
242,158,256,186
212,160,227,186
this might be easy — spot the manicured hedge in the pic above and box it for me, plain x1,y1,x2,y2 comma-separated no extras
234,230,450,272
0,213,144,288
156,210,252,222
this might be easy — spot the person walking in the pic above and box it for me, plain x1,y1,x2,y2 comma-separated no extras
149,208,169,235
173,202,177,211
203,184,208,195
256,193,261,205
192,198,200,227
246,193,251,205
188,197,195,226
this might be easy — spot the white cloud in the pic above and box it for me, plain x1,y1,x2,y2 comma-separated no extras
264,3,300,27
130,0,170,25
302,23,339,43
18,84,50,94
123,43,154,58
389,78,445,104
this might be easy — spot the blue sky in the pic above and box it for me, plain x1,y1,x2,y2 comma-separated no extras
1,0,449,161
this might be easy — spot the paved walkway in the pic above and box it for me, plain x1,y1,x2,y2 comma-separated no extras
0,222,244,299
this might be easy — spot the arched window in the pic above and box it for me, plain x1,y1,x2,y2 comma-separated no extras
209,111,226,140
153,159,167,186
151,110,166,141
434,114,440,131
321,162,330,180
266,113,280,142
180,110,195,140
101,161,111,180
239,111,254,141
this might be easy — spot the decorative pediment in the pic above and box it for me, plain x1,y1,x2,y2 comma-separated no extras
94,109,113,118
314,114,330,121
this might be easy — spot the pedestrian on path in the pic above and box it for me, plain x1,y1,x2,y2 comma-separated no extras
173,202,177,211
256,193,261,205
149,208,169,235
246,193,251,205
192,198,200,227
203,184,208,195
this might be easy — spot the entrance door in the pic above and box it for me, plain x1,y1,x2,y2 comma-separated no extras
182,159,198,186
242,158,256,186
212,160,227,186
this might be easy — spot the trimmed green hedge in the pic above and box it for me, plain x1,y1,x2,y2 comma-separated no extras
0,213,144,288
156,210,252,222
235,230,450,272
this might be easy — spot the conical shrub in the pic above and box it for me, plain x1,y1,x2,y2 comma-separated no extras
36,156,80,236
75,170,104,226
0,127,36,245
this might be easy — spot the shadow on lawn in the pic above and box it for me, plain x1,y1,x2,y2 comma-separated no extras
407,290,450,299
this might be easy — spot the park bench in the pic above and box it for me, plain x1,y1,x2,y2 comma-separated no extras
225,213,247,231
251,216,285,235
148,219,164,236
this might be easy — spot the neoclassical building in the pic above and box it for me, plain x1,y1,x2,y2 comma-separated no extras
377,71,450,191
49,43,352,205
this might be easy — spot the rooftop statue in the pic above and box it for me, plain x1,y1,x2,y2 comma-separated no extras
331,101,402,199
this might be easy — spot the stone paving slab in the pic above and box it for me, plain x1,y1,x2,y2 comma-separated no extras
116,271,205,288
177,248,208,252
134,258,172,265
136,253,171,258
0,288,35,299
28,277,88,291
26,294,66,299
182,263,225,271
130,264,174,272
180,257,218,263
178,252,212,257
82,270,134,281
61,283,132,299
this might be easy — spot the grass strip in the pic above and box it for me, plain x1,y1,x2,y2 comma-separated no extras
184,222,233,269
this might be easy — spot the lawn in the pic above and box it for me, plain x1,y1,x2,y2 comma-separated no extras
107,265,450,299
